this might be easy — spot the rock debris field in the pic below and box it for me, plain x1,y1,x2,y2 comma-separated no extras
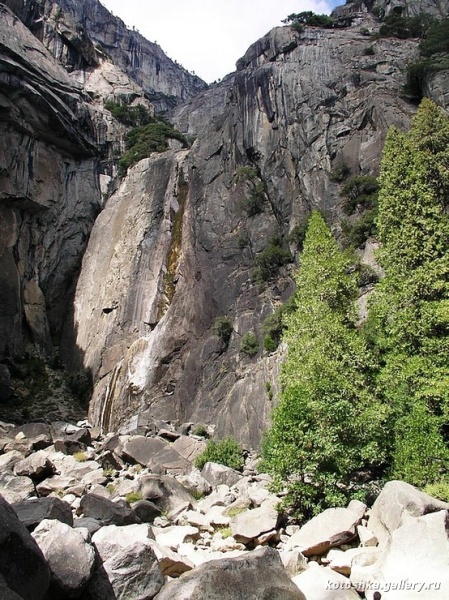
0,418,448,599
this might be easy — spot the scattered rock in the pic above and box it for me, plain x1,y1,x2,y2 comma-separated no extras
80,493,138,526
286,506,363,556
368,480,449,547
0,495,50,600
32,519,95,598
11,496,73,531
154,546,306,600
88,541,164,600
229,498,279,544
292,562,360,599
201,462,242,487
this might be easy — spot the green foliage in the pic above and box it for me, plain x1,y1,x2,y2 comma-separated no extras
192,424,210,438
118,120,188,176
330,161,350,182
262,212,387,521
423,480,449,502
378,12,435,40
419,17,449,57
287,222,308,251
253,237,292,282
403,19,449,101
340,175,379,248
240,332,259,357
235,167,267,216
73,451,88,463
125,491,143,504
341,176,379,215
283,11,336,29
212,316,233,346
104,101,153,127
194,437,244,471
364,46,375,55
261,296,296,351
366,99,449,487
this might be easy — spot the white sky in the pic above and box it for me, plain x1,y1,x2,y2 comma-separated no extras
100,0,342,83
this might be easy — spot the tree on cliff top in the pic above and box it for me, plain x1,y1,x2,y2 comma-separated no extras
261,212,387,521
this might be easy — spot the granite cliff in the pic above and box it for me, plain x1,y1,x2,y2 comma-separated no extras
1,0,448,446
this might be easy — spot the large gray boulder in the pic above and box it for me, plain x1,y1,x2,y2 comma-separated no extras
154,547,305,600
11,496,73,531
139,475,193,518
293,563,361,599
92,523,155,563
286,506,363,556
368,480,449,547
0,495,50,600
120,436,168,466
201,462,242,488
229,498,279,544
358,509,449,600
88,541,164,600
80,493,138,526
32,519,95,598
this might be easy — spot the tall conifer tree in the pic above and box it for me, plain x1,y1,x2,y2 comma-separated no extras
262,212,386,520
368,99,449,485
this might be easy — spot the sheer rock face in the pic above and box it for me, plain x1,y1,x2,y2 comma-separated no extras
73,22,426,446
0,3,103,357
2,0,449,446
3,0,207,110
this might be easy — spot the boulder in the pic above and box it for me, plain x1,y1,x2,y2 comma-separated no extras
132,499,162,523
36,475,77,496
120,436,168,466
11,496,73,531
0,495,50,600
140,475,193,517
154,525,200,551
154,546,305,600
229,498,279,544
173,436,207,462
0,474,35,501
80,493,138,526
11,423,52,445
148,539,194,577
286,506,363,556
327,547,381,575
176,468,212,496
13,450,56,481
92,523,155,563
148,445,192,474
73,517,102,535
0,573,23,599
54,438,87,455
292,563,360,599
368,480,449,547
201,462,242,487
88,541,164,600
0,451,25,472
360,509,449,599
32,519,95,598
357,525,378,547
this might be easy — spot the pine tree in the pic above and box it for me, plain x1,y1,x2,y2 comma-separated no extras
261,212,387,520
367,99,449,486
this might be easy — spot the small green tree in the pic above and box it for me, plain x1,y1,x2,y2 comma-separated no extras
212,316,233,346
195,437,244,471
262,212,387,520
240,332,259,357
